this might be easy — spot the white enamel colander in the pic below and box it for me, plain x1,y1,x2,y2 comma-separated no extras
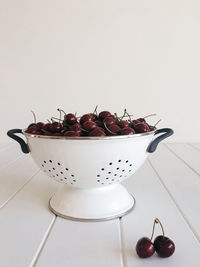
7,128,173,221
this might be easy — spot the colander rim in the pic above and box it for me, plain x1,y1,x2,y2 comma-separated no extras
22,128,156,140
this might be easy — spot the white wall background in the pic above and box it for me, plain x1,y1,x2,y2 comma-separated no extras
1,0,200,143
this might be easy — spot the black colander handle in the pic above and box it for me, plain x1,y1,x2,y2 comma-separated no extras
7,129,29,154
147,128,174,153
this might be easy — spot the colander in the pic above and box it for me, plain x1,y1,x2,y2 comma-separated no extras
7,127,173,221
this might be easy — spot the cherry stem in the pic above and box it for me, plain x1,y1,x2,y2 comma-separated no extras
154,119,162,128
150,218,165,241
143,113,157,119
47,119,51,123
57,108,66,115
93,105,98,115
31,110,36,123
104,123,117,135
58,109,62,121
51,116,62,122
124,109,133,122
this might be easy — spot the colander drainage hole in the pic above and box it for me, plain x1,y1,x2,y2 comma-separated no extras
116,167,120,170
56,174,59,176
42,164,44,167
65,168,69,171
126,160,129,163
122,169,125,172
129,170,132,172
49,160,52,163
114,174,117,176
57,162,60,165
97,175,100,177
97,180,100,182
106,177,109,180
108,172,111,174
129,164,132,167
44,161,46,163
101,168,104,171
109,162,112,165
60,171,63,174
53,168,55,170
49,170,51,172
118,160,121,162
71,174,74,177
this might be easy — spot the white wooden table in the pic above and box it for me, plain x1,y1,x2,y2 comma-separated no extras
0,142,200,267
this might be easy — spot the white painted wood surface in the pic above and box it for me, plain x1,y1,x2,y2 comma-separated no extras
0,143,200,267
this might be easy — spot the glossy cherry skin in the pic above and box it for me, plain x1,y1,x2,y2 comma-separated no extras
118,120,129,128
69,123,81,133
136,237,155,258
49,122,63,133
107,124,121,134
64,113,77,125
120,127,136,135
64,131,80,136
103,116,116,127
98,111,111,121
80,114,93,125
83,121,97,131
27,123,38,130
89,113,98,121
89,127,106,136
134,122,150,133
154,236,175,258
26,126,39,134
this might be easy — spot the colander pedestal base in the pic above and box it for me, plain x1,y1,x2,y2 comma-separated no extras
49,184,135,221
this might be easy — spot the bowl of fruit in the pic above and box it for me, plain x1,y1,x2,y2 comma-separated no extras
7,108,173,221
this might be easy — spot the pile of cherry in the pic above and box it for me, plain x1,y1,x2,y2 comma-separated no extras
25,108,160,137
136,218,175,258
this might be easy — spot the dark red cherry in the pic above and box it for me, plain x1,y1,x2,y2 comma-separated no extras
89,113,98,121
83,121,97,131
132,119,141,125
80,114,93,125
94,120,104,127
37,122,44,130
26,126,38,134
103,116,116,127
118,120,129,128
107,124,121,134
134,122,150,133
27,123,38,129
64,113,77,125
89,128,106,136
98,111,111,121
42,123,51,132
69,123,81,133
120,127,136,135
49,122,63,133
64,131,80,136
136,237,155,258
154,236,175,258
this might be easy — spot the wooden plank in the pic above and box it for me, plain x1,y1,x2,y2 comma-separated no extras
120,159,200,267
0,155,39,208
0,171,59,267
166,143,200,175
35,218,122,267
0,143,23,170
149,144,200,241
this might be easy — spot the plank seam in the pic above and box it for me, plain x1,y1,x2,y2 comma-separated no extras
188,143,200,152
164,143,200,177
119,218,127,267
0,169,40,210
30,215,57,267
148,158,200,243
